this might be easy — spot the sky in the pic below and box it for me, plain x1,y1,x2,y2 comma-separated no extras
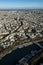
0,0,43,9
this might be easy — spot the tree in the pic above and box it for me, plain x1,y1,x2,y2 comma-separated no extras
31,28,36,33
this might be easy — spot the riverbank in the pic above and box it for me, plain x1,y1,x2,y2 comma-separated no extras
0,37,43,59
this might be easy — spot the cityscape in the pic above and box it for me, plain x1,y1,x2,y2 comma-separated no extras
0,0,43,65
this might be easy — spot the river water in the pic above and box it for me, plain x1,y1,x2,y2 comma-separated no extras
0,41,43,65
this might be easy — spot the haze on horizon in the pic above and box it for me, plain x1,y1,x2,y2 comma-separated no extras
0,0,43,9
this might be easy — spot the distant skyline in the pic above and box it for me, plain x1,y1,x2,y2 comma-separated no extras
0,0,43,9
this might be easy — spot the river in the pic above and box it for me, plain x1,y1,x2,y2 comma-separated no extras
0,41,43,65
